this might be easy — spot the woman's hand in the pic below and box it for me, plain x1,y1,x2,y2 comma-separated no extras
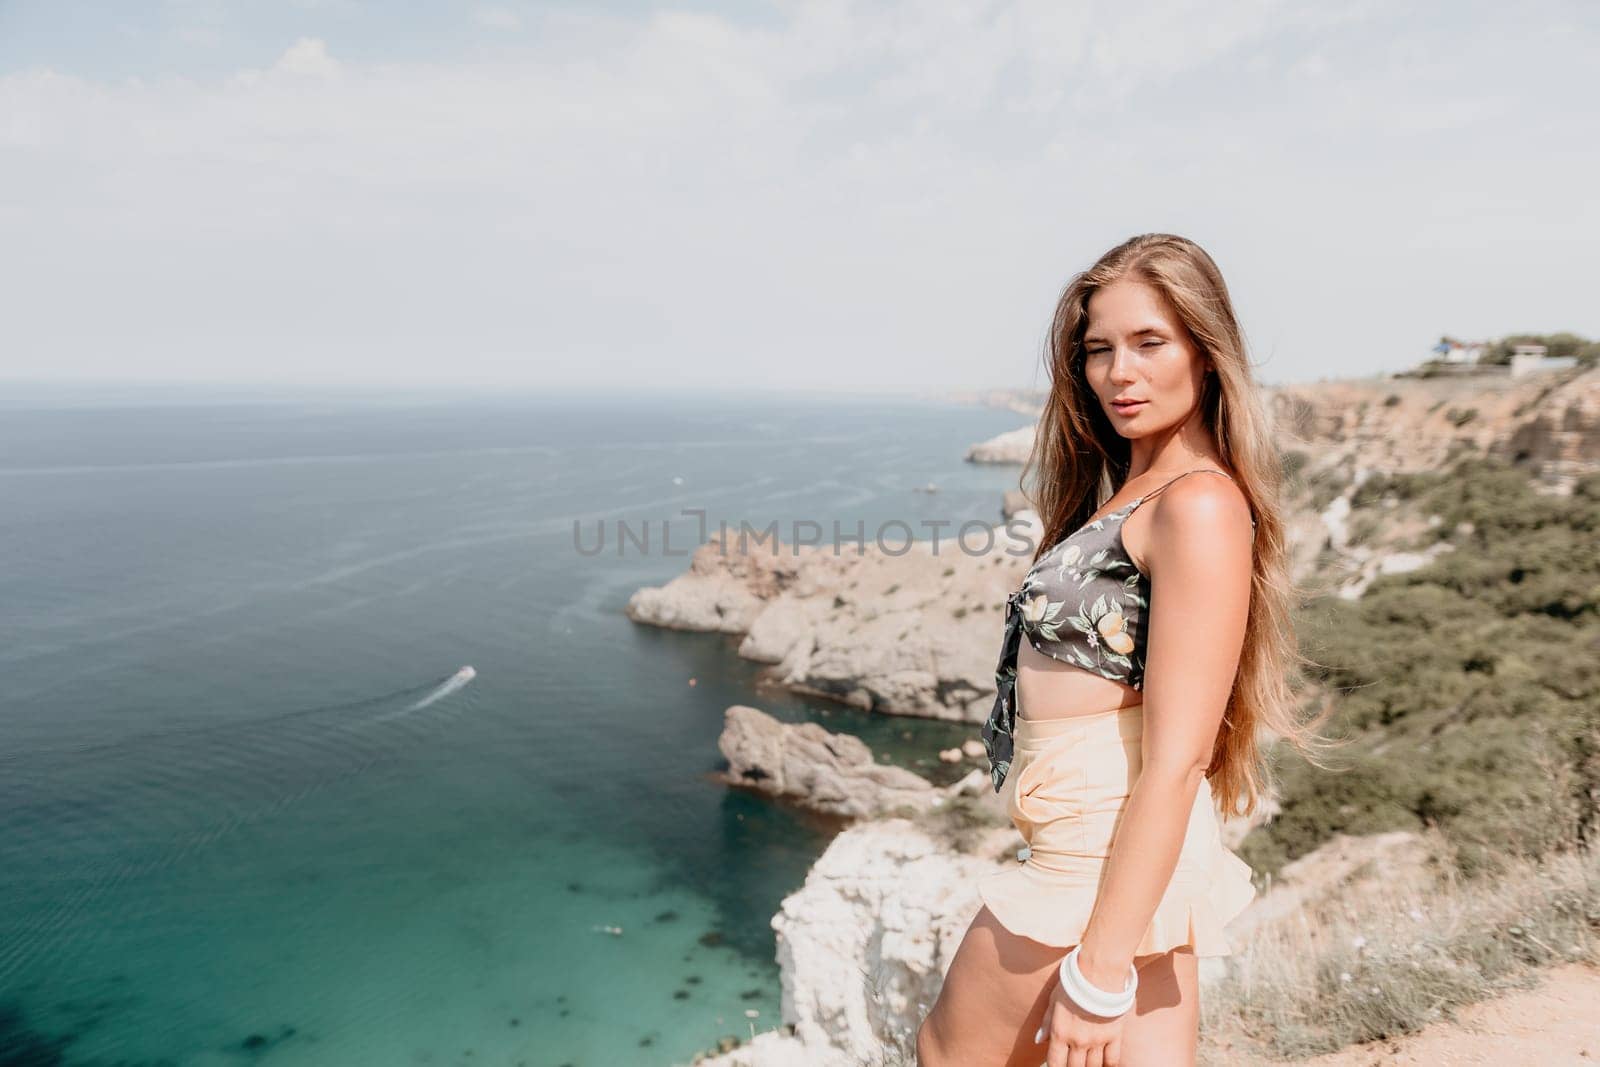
1034,970,1126,1067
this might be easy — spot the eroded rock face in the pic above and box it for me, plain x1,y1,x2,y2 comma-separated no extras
772,822,998,1062
686,818,1011,1067
629,513,1045,723
716,705,939,819
624,538,828,634
1273,366,1599,480
1495,368,1600,481
1265,367,1598,598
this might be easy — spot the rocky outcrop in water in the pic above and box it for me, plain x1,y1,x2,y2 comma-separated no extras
623,539,822,634
716,705,940,819
964,424,1035,465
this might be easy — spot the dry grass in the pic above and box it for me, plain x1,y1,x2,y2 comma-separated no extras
1202,833,1600,1063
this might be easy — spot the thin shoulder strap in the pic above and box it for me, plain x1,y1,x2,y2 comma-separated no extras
1141,467,1235,502
1137,467,1258,531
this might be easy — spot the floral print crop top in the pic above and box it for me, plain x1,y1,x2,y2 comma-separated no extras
980,468,1252,793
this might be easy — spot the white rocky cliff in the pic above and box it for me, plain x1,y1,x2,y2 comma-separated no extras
627,512,1044,723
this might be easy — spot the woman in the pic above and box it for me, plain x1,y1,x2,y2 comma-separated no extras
916,234,1335,1067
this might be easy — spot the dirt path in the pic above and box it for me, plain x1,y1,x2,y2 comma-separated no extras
1294,962,1600,1066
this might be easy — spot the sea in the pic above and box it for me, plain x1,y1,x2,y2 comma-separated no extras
0,384,1025,1066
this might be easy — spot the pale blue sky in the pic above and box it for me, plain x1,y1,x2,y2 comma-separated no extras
2,0,1596,391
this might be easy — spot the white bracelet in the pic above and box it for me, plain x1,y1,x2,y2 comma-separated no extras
1057,946,1137,1018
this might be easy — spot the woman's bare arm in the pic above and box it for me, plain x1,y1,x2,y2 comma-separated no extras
1073,476,1255,990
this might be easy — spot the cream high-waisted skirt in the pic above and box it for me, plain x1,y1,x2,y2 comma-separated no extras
978,703,1257,957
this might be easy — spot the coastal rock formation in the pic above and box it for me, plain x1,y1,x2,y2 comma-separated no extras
1273,366,1599,481
936,388,1047,419
1001,488,1033,519
630,512,1044,723
688,818,1013,1067
623,539,827,634
964,424,1035,465
1265,366,1598,596
716,705,939,819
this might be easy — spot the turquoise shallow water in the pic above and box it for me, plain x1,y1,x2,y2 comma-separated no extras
0,386,1020,1065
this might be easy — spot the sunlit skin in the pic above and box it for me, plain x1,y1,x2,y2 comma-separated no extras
917,277,1255,1067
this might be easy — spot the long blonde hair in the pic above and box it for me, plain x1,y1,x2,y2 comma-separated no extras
1020,233,1340,819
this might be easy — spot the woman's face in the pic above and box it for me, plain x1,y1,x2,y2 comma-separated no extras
1081,278,1208,437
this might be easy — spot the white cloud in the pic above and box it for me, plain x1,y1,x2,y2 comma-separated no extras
272,37,340,78
0,1,1595,389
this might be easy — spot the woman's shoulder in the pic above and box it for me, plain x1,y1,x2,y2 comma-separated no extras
1129,467,1255,573
1149,468,1253,530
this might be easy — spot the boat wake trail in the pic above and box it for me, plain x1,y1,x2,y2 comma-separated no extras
375,665,478,720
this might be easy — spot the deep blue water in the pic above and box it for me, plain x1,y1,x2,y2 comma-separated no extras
0,386,1022,1066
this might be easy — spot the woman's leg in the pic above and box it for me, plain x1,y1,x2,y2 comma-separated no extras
917,919,1200,1067
915,905,1067,1067
1120,947,1200,1067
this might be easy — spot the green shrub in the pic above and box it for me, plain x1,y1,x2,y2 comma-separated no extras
1243,459,1600,879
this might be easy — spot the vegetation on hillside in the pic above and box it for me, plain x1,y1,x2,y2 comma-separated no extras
1427,331,1600,367
1241,457,1600,880
1480,331,1600,367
